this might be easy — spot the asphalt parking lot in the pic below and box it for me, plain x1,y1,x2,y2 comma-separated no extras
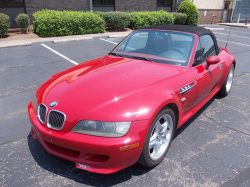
0,25,250,186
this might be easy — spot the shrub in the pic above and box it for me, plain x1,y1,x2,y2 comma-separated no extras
15,13,30,33
101,11,130,30
170,12,187,25
129,10,174,30
94,11,104,18
177,0,199,26
33,10,105,37
0,13,10,37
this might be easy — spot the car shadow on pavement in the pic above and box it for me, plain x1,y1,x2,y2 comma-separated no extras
174,96,219,139
27,133,153,186
174,95,223,137
27,96,221,185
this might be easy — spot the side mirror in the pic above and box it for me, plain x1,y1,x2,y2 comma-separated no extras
205,56,221,68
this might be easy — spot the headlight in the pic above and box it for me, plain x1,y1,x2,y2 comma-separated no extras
71,120,131,137
32,94,37,112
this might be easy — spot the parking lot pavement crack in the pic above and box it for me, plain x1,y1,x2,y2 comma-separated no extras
231,50,250,56
203,148,239,174
0,87,37,98
202,113,250,136
0,60,64,72
0,135,30,147
0,108,26,120
234,72,250,78
221,167,250,187
232,50,250,57
179,135,239,174
165,159,218,186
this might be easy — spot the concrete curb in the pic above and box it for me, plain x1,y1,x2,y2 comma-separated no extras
218,23,250,28
53,37,93,43
0,42,32,49
108,34,128,38
204,27,225,30
0,31,132,48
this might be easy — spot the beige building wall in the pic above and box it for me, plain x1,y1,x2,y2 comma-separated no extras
192,0,225,24
193,0,224,9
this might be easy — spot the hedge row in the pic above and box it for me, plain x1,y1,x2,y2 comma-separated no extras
33,10,105,37
177,0,199,26
169,12,187,25
0,13,10,37
129,10,174,30
97,11,131,30
32,10,188,37
16,13,30,33
96,11,186,30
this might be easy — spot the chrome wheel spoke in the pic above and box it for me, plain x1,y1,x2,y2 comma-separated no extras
156,121,163,134
149,138,157,149
161,121,168,134
154,141,161,154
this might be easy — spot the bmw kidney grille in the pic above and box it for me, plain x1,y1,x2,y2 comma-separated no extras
38,104,47,124
47,110,66,130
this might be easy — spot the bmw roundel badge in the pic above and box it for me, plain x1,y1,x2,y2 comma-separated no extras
50,101,57,108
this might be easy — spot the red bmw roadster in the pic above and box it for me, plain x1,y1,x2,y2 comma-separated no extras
28,25,235,174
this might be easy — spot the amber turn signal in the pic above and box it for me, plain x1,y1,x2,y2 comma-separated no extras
120,143,139,151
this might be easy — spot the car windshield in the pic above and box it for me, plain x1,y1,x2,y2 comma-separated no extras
111,30,195,67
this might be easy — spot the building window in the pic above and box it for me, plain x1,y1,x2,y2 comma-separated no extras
0,0,25,7
93,0,114,6
157,0,172,7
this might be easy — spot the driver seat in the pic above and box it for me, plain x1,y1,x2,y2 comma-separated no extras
150,33,170,55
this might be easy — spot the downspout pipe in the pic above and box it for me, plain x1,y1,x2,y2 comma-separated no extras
230,0,237,22
89,0,93,12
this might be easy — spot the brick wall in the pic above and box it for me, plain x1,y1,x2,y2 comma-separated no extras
115,0,157,12
25,0,89,21
198,9,223,24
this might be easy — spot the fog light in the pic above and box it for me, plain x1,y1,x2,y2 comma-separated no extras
120,143,139,151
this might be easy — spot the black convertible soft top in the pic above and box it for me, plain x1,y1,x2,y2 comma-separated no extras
139,25,220,55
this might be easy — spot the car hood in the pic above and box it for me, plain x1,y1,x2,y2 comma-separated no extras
37,55,186,131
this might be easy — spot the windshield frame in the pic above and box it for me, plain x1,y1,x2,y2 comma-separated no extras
110,29,196,67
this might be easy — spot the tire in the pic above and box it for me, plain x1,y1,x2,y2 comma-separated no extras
138,107,175,167
217,64,234,97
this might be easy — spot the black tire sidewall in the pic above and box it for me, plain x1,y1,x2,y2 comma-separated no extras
141,107,176,167
218,64,234,96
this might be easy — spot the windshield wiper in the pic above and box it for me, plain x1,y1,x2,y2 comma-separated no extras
109,53,158,63
128,56,158,63
108,52,124,57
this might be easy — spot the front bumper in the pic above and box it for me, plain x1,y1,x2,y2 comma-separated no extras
28,102,149,174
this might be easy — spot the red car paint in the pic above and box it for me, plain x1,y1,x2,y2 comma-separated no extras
28,29,235,174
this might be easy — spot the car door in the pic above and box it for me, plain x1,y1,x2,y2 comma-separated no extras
192,35,223,106
174,72,198,113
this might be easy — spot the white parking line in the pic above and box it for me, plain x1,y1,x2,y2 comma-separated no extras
99,38,118,45
204,27,224,30
213,32,250,39
225,29,250,35
217,39,250,47
100,38,136,50
41,44,78,65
